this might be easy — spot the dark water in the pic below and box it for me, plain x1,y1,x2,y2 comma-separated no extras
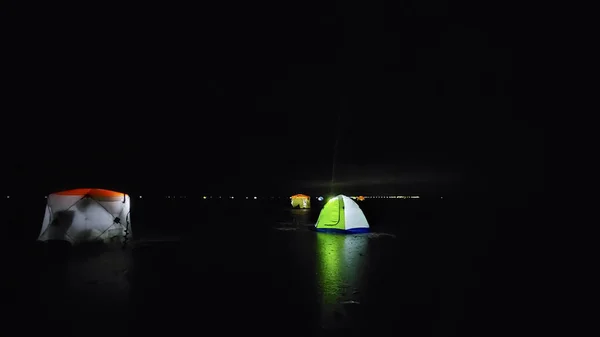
2,198,510,336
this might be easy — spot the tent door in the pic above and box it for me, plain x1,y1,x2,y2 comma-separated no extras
324,198,340,226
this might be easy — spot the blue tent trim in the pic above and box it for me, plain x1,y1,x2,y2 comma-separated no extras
314,227,369,234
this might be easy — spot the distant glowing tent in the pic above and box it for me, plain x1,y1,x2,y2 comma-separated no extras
357,196,365,201
37,188,132,244
315,195,369,233
290,194,311,209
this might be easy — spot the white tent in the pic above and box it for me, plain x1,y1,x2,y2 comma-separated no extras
38,188,132,244
315,195,369,233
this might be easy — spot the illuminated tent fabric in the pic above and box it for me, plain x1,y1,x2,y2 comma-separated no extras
38,188,132,244
315,195,369,233
290,194,311,209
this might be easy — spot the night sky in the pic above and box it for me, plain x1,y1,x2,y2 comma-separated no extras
2,1,540,199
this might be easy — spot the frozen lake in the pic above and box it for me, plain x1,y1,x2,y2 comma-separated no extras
3,198,507,337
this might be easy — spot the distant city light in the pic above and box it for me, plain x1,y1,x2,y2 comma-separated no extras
6,196,9,199
94,194,432,201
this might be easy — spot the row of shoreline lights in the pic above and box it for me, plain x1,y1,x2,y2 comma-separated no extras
157,196,422,200
4,195,424,199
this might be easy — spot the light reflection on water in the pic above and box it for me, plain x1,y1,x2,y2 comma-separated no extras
316,233,369,328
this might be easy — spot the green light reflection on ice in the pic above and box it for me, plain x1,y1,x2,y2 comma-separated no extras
316,232,369,319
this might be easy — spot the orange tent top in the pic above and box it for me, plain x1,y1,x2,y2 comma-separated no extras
53,188,127,198
291,194,310,199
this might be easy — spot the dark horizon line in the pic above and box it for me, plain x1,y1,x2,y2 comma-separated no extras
0,192,446,197
0,190,451,197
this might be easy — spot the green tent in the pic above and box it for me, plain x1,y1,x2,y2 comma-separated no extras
315,195,369,233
